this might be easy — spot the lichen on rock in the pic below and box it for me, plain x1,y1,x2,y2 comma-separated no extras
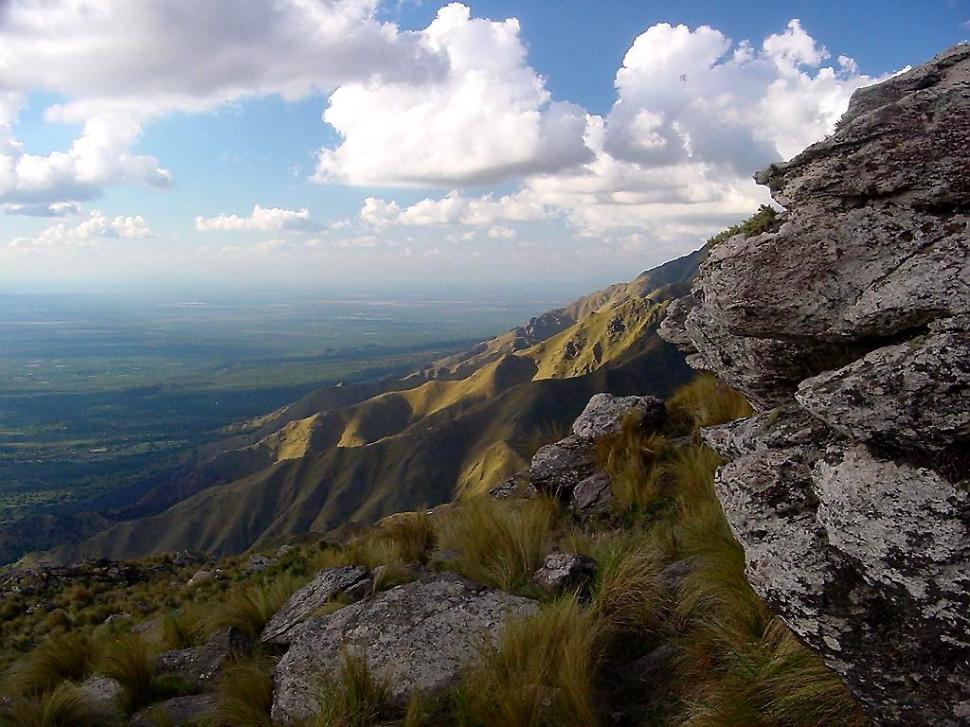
661,43,970,726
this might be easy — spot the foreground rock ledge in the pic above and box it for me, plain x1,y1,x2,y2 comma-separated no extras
271,573,538,724
661,43,970,726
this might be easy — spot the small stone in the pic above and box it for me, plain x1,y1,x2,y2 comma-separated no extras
533,552,598,595
571,471,613,517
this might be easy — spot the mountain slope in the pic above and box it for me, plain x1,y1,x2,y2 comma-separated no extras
50,246,704,562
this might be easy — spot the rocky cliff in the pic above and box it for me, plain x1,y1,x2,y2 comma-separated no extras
660,44,970,725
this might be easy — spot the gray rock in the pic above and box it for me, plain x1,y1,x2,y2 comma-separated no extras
796,322,970,451
528,435,596,499
571,471,613,517
186,569,214,588
131,693,219,726
488,471,536,500
261,565,371,645
276,544,296,558
156,626,251,686
660,44,970,725
271,573,538,723
571,393,664,440
532,552,598,595
248,554,275,572
77,676,122,721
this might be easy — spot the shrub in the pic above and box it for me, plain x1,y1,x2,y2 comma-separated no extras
8,632,97,694
434,496,558,592
216,655,275,727
705,205,780,250
3,683,101,727
311,648,393,727
456,597,601,727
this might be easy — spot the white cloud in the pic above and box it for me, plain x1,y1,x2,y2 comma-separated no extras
357,19,886,248
195,205,318,232
361,190,546,227
9,209,152,249
314,3,592,186
487,225,517,240
0,0,440,208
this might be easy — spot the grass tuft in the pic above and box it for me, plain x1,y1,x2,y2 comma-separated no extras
99,632,157,714
665,374,753,436
210,574,303,639
434,496,558,592
3,683,101,727
8,632,97,695
311,648,393,727
456,597,601,727
215,654,275,727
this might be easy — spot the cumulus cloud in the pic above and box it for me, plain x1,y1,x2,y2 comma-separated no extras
9,209,152,249
0,0,439,209
314,3,592,186
365,19,885,239
195,205,319,232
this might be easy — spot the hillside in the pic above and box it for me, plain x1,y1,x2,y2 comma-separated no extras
46,248,703,563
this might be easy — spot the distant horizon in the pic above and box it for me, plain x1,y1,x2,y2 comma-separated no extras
1,1,967,291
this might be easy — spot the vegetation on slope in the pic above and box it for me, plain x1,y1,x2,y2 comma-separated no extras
0,375,867,727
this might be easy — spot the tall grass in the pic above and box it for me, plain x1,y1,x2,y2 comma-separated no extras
210,573,303,639
2,683,101,727
311,648,393,727
160,604,207,650
456,597,602,727
8,633,97,694
215,654,275,727
434,496,558,592
588,536,663,639
665,374,753,435
99,633,157,714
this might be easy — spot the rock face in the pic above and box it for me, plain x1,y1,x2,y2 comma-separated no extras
260,565,371,645
271,573,538,723
660,44,970,726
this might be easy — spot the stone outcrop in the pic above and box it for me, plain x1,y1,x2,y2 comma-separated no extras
271,573,537,723
131,694,219,726
260,565,371,645
660,43,970,726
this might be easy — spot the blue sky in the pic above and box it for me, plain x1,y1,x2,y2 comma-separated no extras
0,0,967,294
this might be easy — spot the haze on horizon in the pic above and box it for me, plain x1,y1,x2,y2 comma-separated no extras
0,0,967,293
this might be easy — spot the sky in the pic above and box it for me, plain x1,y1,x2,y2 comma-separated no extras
0,0,967,294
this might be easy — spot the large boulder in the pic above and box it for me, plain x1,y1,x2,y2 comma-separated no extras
571,393,664,440
261,565,371,645
271,573,538,723
661,43,970,726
